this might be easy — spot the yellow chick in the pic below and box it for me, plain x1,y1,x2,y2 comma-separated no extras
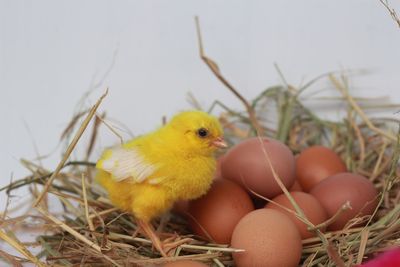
95,110,226,256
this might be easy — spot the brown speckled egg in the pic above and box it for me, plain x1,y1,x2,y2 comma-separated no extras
187,179,254,244
296,146,347,191
163,260,208,267
310,172,379,231
221,137,296,198
231,209,302,267
266,192,328,239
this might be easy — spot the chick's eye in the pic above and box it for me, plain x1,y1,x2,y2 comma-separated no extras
197,128,209,138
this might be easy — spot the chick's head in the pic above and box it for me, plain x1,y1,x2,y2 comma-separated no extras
168,110,226,156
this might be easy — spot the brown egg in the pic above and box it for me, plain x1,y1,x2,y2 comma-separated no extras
221,137,296,198
187,179,254,244
296,146,347,191
163,260,208,267
310,172,379,231
214,155,225,179
265,192,328,239
231,209,302,267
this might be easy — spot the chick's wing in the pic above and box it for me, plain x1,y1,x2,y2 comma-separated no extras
97,146,158,183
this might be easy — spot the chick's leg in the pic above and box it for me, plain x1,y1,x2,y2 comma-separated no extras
137,219,167,257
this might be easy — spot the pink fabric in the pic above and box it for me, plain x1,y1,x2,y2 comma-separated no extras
359,248,400,267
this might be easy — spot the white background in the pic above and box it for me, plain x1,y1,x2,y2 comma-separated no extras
1,1,400,203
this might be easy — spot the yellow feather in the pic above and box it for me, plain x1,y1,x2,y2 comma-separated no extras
95,110,224,222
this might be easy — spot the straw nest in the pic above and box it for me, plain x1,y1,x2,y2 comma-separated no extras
1,19,400,267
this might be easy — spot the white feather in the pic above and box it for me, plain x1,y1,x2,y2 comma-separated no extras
100,147,157,183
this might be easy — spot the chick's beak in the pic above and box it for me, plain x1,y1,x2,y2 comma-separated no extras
211,137,228,148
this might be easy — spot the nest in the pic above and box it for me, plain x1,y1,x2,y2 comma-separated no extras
1,20,400,267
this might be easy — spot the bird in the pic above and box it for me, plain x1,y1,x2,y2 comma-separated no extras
95,110,226,256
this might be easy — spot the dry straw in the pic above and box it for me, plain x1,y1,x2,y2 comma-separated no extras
1,19,400,267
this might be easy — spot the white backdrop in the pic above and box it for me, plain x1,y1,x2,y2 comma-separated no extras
1,1,400,199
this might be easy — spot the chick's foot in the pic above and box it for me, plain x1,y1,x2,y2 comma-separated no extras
162,235,193,256
137,219,168,257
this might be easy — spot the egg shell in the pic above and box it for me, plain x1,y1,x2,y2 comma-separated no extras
265,192,328,239
231,209,302,267
163,260,208,267
296,146,347,192
221,137,296,198
187,179,254,244
310,172,379,231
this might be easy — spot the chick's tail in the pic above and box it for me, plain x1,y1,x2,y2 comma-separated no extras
95,169,113,189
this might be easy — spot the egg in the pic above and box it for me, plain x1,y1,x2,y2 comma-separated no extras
187,179,254,244
231,209,302,267
310,172,379,231
265,192,328,239
163,260,208,267
214,155,225,179
296,146,347,191
221,137,296,198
